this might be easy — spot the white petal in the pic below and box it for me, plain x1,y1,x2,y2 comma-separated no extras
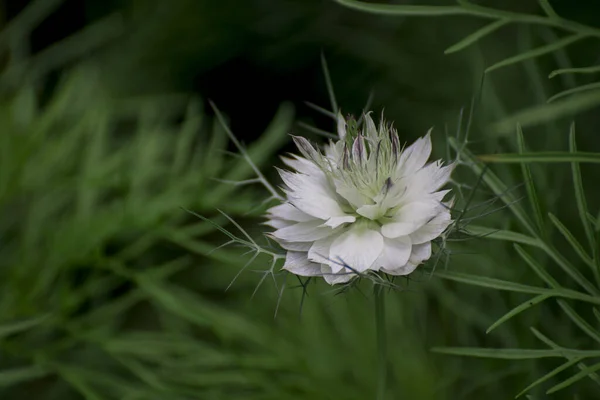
280,170,346,220
363,113,377,140
264,219,291,230
272,221,333,242
278,240,312,252
375,236,412,271
382,262,419,276
381,222,417,238
398,131,432,174
281,155,321,176
337,111,347,139
330,225,384,273
409,242,432,264
325,215,356,228
404,161,453,199
308,236,335,266
334,179,368,208
428,163,454,192
356,203,385,220
383,242,432,276
409,211,451,244
267,203,313,222
283,252,322,276
381,201,439,238
321,264,355,285
292,136,320,162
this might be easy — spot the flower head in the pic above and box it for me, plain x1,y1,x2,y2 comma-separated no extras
266,112,453,285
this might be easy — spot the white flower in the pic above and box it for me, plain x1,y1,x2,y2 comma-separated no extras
266,112,454,285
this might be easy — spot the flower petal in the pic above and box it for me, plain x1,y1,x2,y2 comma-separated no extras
321,264,355,285
356,203,385,220
409,211,451,244
283,252,322,276
375,236,412,271
330,224,384,273
398,130,432,174
337,111,347,139
272,221,334,242
381,201,439,238
409,242,432,264
278,240,312,252
280,170,347,220
281,155,321,176
308,236,335,266
382,262,419,276
267,203,313,222
325,215,356,228
334,179,368,208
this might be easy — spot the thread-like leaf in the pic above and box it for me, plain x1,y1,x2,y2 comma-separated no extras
449,137,537,236
516,357,583,398
437,269,600,304
479,151,600,164
547,362,600,394
0,315,49,338
514,244,558,287
432,347,600,359
550,65,600,78
334,0,464,16
445,19,510,54
570,125,597,263
486,294,552,334
0,366,49,387
492,90,600,134
486,33,587,73
537,0,559,18
516,125,545,234
548,213,594,269
547,81,600,103
557,300,600,345
320,53,338,113
465,225,541,247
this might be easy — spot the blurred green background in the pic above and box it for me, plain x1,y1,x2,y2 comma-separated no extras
2,0,600,399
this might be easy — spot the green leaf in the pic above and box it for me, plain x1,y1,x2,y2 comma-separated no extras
0,314,49,338
557,300,600,344
0,366,49,387
547,81,600,103
465,225,541,247
445,19,510,54
486,33,587,73
449,136,537,236
516,357,583,398
514,244,558,287
431,347,600,359
537,0,559,18
570,125,598,266
436,269,600,305
492,90,600,134
320,53,338,113
514,243,598,300
435,270,552,295
549,65,600,78
531,327,600,386
333,0,464,16
548,213,594,269
516,125,545,234
486,294,552,334
547,362,600,394
479,151,600,164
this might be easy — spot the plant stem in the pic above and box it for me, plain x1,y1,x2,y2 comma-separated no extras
375,286,387,400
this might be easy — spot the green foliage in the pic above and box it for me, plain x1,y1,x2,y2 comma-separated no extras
336,0,600,133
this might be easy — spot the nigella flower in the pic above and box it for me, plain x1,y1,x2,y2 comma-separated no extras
266,112,454,285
